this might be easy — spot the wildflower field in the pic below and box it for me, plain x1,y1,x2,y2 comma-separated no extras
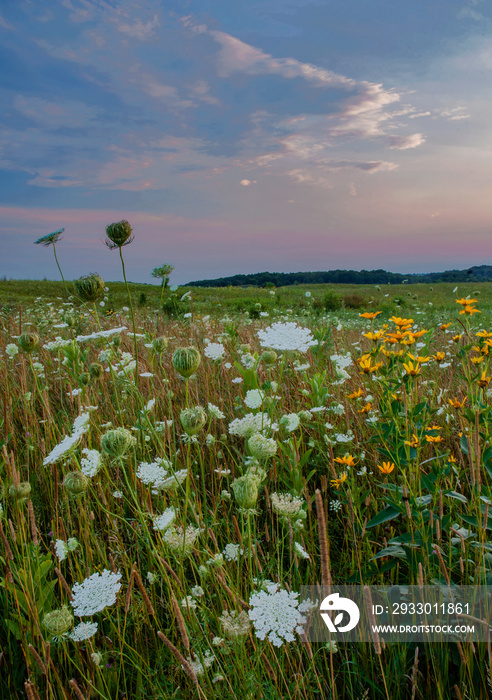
3,238,492,699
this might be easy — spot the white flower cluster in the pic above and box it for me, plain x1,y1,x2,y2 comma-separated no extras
330,353,352,381
43,412,91,466
80,448,102,477
258,322,317,353
222,543,243,561
271,493,303,518
228,412,272,438
204,342,225,360
244,389,263,410
69,621,98,641
207,402,225,419
5,343,19,359
76,327,127,343
279,413,300,432
71,570,122,617
136,459,187,493
43,337,72,352
248,582,309,647
153,507,176,531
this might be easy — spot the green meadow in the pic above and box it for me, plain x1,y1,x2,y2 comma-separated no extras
2,261,492,699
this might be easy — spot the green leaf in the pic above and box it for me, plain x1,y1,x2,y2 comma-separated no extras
444,490,468,503
366,505,402,529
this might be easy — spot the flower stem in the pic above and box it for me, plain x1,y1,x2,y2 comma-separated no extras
119,247,139,387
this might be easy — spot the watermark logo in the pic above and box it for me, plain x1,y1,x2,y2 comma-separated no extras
320,593,360,633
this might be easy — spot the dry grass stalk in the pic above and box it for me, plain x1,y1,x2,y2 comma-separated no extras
315,490,332,588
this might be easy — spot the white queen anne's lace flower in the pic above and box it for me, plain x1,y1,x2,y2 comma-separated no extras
43,413,91,466
69,621,98,641
257,322,317,353
204,342,225,360
244,389,263,410
248,582,308,647
153,507,176,531
71,570,122,617
81,448,102,477
228,412,272,438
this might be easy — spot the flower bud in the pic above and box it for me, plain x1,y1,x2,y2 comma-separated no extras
180,406,207,436
74,274,105,303
9,482,31,501
247,433,277,461
79,372,90,386
43,606,74,636
238,344,251,354
18,333,40,354
260,350,277,365
63,471,89,496
89,362,104,378
152,336,168,353
231,475,259,510
172,347,201,379
105,220,134,249
101,427,136,459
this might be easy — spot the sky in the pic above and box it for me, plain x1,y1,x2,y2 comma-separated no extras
1,0,492,284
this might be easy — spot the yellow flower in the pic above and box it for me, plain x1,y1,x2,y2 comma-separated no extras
411,329,428,338
347,388,365,399
447,455,457,463
476,330,492,338
460,305,480,316
440,323,451,330
448,397,467,409
477,371,491,388
330,473,348,489
363,330,386,341
386,330,410,343
357,355,383,374
404,434,419,448
359,311,382,319
401,334,416,346
425,435,443,443
456,297,478,306
407,353,431,363
432,352,446,363
452,334,463,343
358,402,372,414
334,454,358,467
390,316,414,328
470,355,484,364
403,361,421,376
377,462,395,475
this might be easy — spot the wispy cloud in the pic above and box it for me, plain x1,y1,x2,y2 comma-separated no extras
388,133,426,150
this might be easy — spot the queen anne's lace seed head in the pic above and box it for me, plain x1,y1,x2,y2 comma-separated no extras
71,570,122,617
163,525,201,557
271,493,304,518
248,583,307,647
219,610,251,639
247,433,277,461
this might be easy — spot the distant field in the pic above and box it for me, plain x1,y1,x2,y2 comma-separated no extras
1,278,492,316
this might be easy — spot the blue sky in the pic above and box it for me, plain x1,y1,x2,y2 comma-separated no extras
1,0,492,284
